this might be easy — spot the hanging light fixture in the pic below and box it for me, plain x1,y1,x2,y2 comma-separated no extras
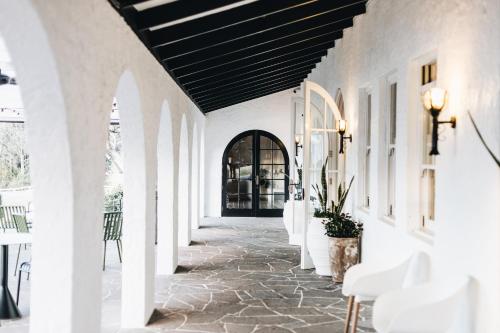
422,87,456,155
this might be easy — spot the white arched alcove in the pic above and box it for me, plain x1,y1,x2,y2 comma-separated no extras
114,70,155,327
178,114,191,246
0,2,89,333
190,124,199,229
156,100,176,274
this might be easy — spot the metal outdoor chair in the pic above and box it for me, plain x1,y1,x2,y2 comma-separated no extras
13,214,30,276
0,206,26,231
16,261,31,306
103,212,123,270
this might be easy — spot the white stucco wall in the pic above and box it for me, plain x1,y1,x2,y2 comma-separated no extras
305,0,500,331
0,1,205,332
204,90,296,217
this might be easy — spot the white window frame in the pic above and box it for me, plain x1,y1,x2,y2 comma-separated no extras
419,61,438,235
379,73,398,223
358,88,372,210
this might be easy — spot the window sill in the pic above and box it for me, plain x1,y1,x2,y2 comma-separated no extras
379,215,396,227
357,206,370,214
410,229,434,245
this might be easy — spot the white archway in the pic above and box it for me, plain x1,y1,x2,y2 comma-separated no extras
114,70,155,327
178,114,190,246
0,1,91,332
156,100,176,274
190,124,199,229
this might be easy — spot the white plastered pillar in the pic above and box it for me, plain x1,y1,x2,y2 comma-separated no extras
0,2,105,333
116,71,156,327
156,100,178,274
177,114,191,246
191,124,199,230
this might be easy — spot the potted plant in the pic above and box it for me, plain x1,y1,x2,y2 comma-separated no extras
324,213,362,283
306,157,332,276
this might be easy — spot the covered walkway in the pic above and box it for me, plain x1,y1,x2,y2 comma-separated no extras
151,217,373,333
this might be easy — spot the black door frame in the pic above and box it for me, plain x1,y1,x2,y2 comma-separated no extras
221,130,289,217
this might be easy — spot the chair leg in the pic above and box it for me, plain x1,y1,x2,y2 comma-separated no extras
16,269,22,305
116,240,122,263
103,241,107,271
344,296,354,333
14,244,21,276
350,301,360,333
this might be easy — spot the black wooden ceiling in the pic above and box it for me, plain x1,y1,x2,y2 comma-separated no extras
109,0,367,113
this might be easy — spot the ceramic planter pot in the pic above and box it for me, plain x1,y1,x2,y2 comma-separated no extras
328,237,359,283
306,217,331,276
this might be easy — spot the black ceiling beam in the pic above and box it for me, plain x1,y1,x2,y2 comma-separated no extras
173,38,333,78
147,0,313,46
198,81,303,109
156,3,363,59
199,81,300,109
185,57,318,91
190,68,312,98
176,21,351,82
196,76,306,104
188,64,314,95
196,73,308,101
135,0,241,31
203,85,300,113
165,27,342,71
180,51,323,86
159,11,348,62
110,0,148,9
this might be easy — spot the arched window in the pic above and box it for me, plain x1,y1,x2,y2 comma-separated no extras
222,130,289,217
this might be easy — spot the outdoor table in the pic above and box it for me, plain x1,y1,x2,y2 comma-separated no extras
0,233,32,319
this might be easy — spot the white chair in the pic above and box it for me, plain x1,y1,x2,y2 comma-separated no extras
342,252,430,333
372,276,470,332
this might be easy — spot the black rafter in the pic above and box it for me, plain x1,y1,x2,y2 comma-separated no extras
197,76,306,105
204,85,301,113
136,0,242,31
156,3,364,59
180,52,323,86
108,0,367,113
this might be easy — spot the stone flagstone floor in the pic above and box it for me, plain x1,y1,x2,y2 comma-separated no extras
0,217,374,332
150,217,374,333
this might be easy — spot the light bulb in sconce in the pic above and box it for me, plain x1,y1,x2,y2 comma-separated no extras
421,87,456,155
337,119,352,154
337,119,347,133
295,135,302,156
423,87,448,112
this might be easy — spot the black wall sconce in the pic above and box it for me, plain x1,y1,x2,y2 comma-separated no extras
337,119,352,154
422,87,456,155
295,136,303,156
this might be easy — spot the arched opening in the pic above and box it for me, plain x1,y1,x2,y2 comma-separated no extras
0,32,33,322
100,97,124,330
156,101,175,274
113,70,155,328
177,114,190,246
221,130,289,217
0,2,80,330
190,124,199,230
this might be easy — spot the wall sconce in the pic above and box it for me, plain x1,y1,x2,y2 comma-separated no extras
422,87,457,155
337,119,352,154
295,136,303,156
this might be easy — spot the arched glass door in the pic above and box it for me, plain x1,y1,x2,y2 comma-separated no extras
222,130,289,217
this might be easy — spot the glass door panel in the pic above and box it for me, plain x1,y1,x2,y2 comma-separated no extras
222,130,289,217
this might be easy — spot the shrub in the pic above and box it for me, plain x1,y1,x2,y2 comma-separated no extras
323,213,363,238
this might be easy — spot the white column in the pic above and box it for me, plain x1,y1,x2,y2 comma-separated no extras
156,102,177,275
117,72,155,327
